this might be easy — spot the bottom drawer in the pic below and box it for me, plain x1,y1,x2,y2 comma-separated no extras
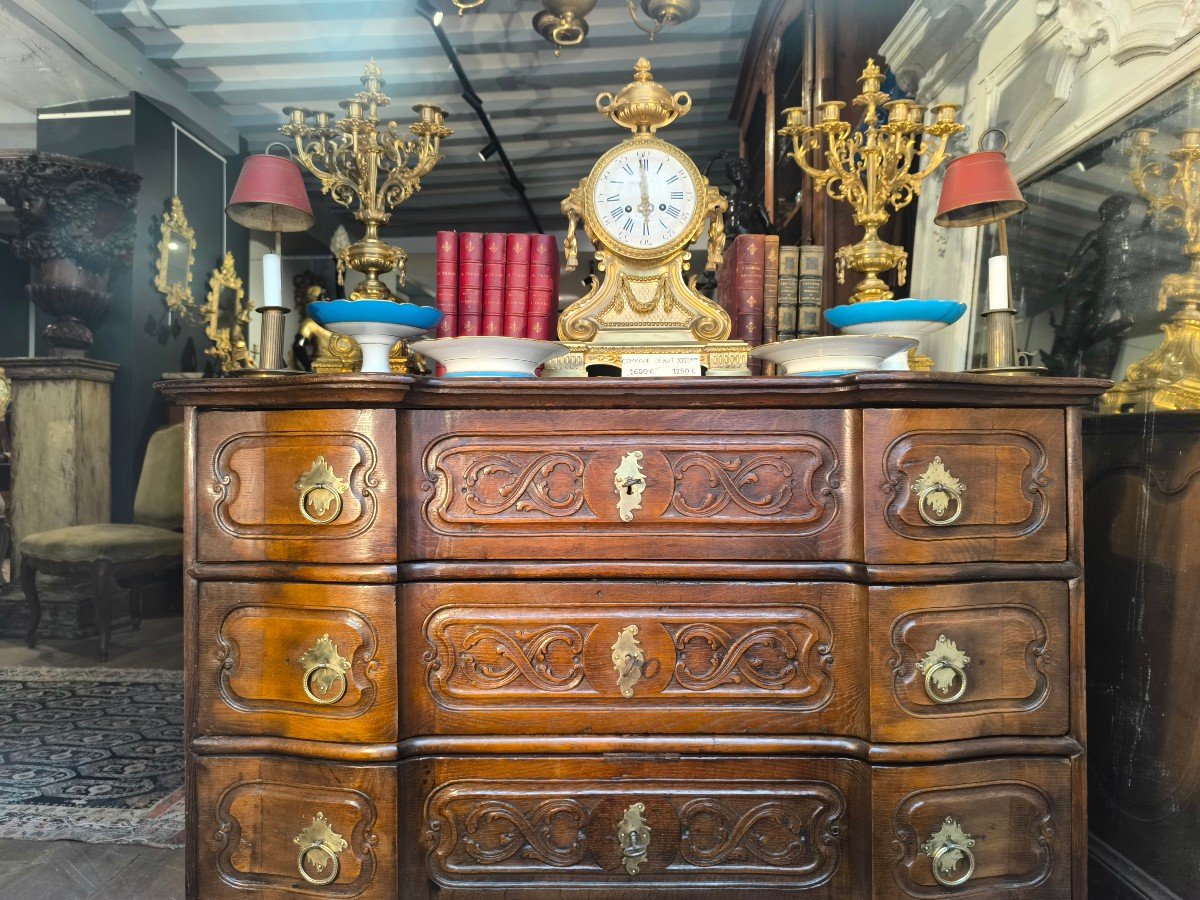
403,755,870,898
194,755,398,899
872,757,1075,898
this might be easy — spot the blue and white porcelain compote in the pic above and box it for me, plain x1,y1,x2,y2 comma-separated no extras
824,298,966,370
308,300,443,374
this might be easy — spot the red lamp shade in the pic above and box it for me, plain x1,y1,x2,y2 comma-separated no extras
934,150,1027,228
225,153,315,232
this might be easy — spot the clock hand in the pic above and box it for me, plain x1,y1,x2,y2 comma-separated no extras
638,168,652,222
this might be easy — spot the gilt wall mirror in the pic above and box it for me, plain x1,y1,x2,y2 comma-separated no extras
202,252,254,373
155,196,197,316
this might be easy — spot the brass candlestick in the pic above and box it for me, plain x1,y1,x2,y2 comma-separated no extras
779,59,963,303
1102,128,1200,412
281,60,451,302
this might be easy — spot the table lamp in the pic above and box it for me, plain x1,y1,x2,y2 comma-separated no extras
225,149,315,373
934,131,1044,375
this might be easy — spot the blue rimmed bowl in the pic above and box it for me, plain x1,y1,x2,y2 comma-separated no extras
824,298,967,334
308,300,443,374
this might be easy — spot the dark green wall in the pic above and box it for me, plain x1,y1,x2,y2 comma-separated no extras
38,94,248,521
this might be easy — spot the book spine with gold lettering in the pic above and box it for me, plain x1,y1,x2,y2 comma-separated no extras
777,245,800,342
457,232,483,336
435,230,458,339
762,235,780,374
798,244,825,337
482,232,507,337
733,234,766,373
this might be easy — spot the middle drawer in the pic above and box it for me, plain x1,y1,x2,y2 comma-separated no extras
402,581,868,737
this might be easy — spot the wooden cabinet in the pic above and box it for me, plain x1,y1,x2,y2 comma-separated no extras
163,373,1105,897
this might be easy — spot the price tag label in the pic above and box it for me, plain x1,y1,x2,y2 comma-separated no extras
622,354,703,378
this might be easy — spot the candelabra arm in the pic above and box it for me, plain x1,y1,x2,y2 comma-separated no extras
911,132,957,184
290,134,361,211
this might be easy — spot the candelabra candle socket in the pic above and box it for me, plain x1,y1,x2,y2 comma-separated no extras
255,305,292,373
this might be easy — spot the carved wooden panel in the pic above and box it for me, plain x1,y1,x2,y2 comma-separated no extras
195,581,396,744
863,408,1067,563
400,581,867,737
869,582,1068,743
402,408,860,561
196,409,396,563
405,755,868,897
872,756,1073,898
195,755,397,899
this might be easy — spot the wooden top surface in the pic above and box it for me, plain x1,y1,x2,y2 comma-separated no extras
157,371,1111,411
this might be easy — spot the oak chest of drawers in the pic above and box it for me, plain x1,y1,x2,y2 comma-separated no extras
161,372,1108,899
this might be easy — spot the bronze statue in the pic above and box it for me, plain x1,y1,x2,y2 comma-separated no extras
722,158,771,236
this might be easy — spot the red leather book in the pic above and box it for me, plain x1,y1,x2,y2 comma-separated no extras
528,315,552,340
529,234,557,320
504,234,531,338
761,235,781,374
457,233,484,331
732,234,766,373
483,232,507,316
482,314,503,336
435,231,458,336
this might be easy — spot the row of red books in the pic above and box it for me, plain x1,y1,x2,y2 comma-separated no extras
436,231,560,340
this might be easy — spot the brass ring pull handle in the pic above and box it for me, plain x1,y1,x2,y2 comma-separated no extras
295,456,349,525
618,802,651,875
922,817,976,887
911,456,965,527
298,635,351,705
294,813,348,886
919,635,971,704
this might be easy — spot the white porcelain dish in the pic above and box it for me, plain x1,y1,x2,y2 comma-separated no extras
414,336,569,378
749,335,919,376
323,321,433,374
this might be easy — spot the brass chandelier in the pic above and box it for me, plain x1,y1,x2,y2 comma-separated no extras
446,1,699,55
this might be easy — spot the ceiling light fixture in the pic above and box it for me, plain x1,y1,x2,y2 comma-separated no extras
451,0,487,13
478,141,499,162
627,0,699,40
415,0,444,26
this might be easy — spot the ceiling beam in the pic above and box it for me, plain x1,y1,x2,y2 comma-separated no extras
11,0,240,152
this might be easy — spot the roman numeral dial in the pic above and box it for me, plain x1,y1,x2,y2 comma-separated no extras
591,144,699,251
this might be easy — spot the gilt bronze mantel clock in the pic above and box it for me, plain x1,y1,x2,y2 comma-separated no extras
545,58,750,376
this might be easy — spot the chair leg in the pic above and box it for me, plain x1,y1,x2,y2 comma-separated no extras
95,559,116,662
128,577,143,632
20,559,39,649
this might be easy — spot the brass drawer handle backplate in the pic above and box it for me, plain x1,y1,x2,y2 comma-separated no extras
612,625,648,698
618,801,651,875
922,816,976,887
294,812,348,886
296,456,349,525
919,634,971,704
298,634,351,705
614,451,647,523
912,456,965,526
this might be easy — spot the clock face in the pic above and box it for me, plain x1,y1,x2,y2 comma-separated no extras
591,144,699,252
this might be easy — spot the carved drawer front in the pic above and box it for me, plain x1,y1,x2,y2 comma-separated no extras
195,581,396,744
868,581,1069,743
196,409,396,564
195,755,397,899
403,408,859,561
872,756,1073,898
863,409,1067,563
402,581,867,738
406,755,869,898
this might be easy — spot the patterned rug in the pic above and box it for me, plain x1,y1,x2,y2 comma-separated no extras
0,666,185,848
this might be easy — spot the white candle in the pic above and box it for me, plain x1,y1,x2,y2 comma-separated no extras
262,253,283,307
988,255,1010,311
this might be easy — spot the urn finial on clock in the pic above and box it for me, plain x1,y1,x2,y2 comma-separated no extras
596,57,693,135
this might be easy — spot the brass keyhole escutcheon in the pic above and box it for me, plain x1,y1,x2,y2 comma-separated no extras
614,451,647,523
911,456,965,526
922,816,976,887
618,801,651,875
294,812,348,886
298,634,351,705
295,456,349,525
611,625,648,698
919,634,970,704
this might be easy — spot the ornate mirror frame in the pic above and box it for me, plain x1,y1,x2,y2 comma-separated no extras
202,252,255,373
155,195,197,316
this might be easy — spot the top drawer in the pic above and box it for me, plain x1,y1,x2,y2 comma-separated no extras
196,409,396,564
402,408,860,562
863,408,1067,564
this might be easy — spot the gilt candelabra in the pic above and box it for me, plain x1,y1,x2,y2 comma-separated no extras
1102,128,1200,412
281,60,451,301
779,59,963,304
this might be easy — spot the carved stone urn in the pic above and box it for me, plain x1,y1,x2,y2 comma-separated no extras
0,152,140,357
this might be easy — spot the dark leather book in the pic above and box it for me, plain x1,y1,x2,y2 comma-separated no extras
777,245,800,341
733,234,766,372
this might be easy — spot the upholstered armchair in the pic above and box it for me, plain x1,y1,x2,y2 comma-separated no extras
19,423,183,660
